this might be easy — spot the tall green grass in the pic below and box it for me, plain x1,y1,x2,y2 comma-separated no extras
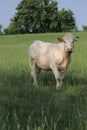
0,32,87,130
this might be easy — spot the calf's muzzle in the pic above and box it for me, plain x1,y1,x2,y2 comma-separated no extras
67,48,73,53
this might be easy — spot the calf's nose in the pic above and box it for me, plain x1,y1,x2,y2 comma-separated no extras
67,48,72,52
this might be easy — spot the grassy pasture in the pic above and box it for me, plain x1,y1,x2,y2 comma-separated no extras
0,32,87,130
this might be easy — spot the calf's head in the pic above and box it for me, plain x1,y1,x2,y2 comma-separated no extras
58,33,79,54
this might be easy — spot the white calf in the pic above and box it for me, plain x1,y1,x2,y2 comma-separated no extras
29,33,79,90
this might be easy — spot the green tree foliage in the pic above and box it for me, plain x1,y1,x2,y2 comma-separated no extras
59,8,76,32
4,0,76,34
82,25,87,31
0,23,3,34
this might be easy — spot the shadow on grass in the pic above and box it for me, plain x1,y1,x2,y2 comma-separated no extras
0,68,87,89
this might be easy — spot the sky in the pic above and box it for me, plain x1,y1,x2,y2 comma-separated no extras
0,0,87,31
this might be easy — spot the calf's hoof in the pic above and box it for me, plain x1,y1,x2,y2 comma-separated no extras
56,81,62,90
56,86,61,90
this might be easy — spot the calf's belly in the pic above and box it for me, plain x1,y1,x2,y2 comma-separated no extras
36,57,51,70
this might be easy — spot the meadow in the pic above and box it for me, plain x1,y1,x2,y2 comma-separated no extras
0,32,87,130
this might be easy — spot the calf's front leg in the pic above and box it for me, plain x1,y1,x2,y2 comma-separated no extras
50,65,62,90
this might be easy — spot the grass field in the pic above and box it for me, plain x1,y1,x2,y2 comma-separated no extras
0,32,87,130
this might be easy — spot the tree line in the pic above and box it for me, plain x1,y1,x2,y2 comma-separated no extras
1,0,80,34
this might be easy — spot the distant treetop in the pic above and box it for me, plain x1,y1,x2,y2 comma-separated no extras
4,0,76,34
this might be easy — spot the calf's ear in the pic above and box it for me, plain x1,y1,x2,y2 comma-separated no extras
74,36,79,42
58,37,64,42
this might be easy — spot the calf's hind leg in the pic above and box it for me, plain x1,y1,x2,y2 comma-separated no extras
29,58,38,86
